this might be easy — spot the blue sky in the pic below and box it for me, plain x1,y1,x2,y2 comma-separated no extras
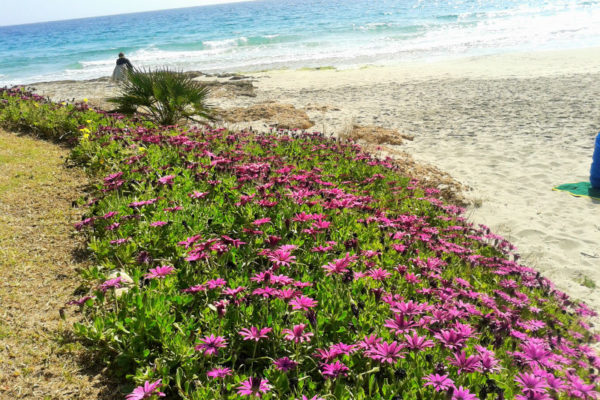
0,0,248,26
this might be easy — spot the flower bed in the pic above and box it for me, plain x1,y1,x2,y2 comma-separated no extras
1,88,599,400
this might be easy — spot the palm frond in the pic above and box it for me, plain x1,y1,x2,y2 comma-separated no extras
107,67,216,125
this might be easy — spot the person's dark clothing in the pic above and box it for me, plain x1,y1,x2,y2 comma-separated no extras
116,57,133,69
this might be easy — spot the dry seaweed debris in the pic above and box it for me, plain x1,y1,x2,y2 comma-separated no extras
334,124,465,203
0,129,121,399
303,104,341,112
217,102,314,130
340,124,414,146
203,80,256,98
359,143,468,206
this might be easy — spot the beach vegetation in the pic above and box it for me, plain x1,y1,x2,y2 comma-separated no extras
582,276,596,289
0,87,102,143
299,66,337,71
108,67,215,126
1,87,599,400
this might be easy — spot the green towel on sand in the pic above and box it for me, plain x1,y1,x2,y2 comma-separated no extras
553,182,600,200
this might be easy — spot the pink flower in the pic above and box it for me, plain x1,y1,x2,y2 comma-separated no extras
274,357,298,372
513,341,553,369
195,334,227,356
423,374,454,392
367,268,392,281
177,234,202,248
221,235,246,248
104,172,123,183
144,265,175,279
321,253,357,276
289,295,318,311
312,220,331,230
294,280,313,288
314,347,342,362
389,300,429,316
448,351,479,374
110,237,130,245
312,245,334,253
268,248,296,268
270,274,295,286
404,332,434,351
357,334,382,351
361,249,380,258
391,243,407,253
189,191,208,199
207,367,232,379
182,284,206,293
452,386,478,400
239,326,272,342
568,374,599,399
282,324,313,343
206,278,227,289
253,286,278,298
223,286,246,296
126,379,165,400
276,288,301,300
266,235,281,246
434,329,467,351
158,175,175,185
150,221,168,227
515,372,549,394
384,314,415,335
545,374,568,392
367,341,405,364
321,361,349,379
251,270,272,283
237,377,271,397
404,272,421,284
475,346,502,374
67,295,94,306
252,217,271,226
106,222,120,231
453,322,477,340
99,277,122,292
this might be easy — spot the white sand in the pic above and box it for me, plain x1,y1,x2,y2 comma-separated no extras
30,47,600,311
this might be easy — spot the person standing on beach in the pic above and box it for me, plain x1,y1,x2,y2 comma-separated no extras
112,52,134,81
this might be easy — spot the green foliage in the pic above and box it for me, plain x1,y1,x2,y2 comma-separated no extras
582,275,596,289
108,67,216,126
0,88,105,143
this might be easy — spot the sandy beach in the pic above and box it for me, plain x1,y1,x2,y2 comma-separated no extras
29,47,600,312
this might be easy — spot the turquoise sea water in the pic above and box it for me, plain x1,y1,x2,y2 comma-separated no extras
1,0,599,84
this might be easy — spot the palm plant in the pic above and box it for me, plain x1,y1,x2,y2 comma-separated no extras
108,67,215,126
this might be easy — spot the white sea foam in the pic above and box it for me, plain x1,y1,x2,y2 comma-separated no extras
203,37,248,49
355,22,396,31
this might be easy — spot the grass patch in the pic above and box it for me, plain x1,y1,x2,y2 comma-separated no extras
298,65,337,71
582,275,596,289
0,127,121,399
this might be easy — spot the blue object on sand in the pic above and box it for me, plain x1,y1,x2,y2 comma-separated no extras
592,132,600,189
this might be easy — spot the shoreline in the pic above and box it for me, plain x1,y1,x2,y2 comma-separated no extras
24,46,600,312
9,45,600,88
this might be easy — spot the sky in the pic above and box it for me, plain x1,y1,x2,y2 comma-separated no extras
0,0,249,26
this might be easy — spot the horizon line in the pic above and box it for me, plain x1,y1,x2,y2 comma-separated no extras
0,0,256,28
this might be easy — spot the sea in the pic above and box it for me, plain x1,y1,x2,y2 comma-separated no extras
1,0,599,85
